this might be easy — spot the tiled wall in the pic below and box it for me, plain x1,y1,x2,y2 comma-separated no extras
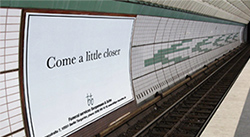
132,15,244,104
0,8,26,137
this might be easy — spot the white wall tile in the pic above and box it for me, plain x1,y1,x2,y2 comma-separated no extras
0,111,8,121
0,16,7,24
7,9,21,16
0,56,4,64
0,32,5,40
0,89,6,98
0,41,4,48
11,121,23,132
7,86,19,95
6,40,18,47
0,48,4,56
0,126,10,136
0,79,4,88
12,129,25,137
6,47,18,55
8,100,20,110
9,108,21,117
7,17,21,24
10,114,22,125
6,71,18,80
0,8,7,16
6,78,19,87
5,62,18,70
0,104,7,113
6,54,18,63
6,32,19,39
7,93,20,102
0,119,9,129
0,96,7,105
6,24,20,32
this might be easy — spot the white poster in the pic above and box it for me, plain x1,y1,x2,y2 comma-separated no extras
23,12,134,137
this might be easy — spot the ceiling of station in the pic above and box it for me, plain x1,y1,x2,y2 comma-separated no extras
139,0,250,24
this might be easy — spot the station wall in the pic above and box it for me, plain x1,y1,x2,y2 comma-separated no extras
0,8,25,137
131,15,244,104
0,6,245,137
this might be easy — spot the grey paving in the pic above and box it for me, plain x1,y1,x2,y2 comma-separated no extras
234,88,250,137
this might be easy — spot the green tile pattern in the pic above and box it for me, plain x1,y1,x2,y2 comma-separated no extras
233,33,239,41
213,35,225,47
144,39,191,67
192,37,213,52
144,33,239,67
225,34,234,44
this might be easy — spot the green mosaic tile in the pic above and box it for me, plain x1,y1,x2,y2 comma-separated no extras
213,35,225,47
233,33,239,41
192,38,212,52
182,39,192,43
144,33,239,67
225,34,233,43
144,40,191,67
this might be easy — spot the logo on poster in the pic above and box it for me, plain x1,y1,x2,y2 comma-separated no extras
86,93,94,106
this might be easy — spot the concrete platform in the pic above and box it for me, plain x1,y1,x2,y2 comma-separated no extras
201,58,250,137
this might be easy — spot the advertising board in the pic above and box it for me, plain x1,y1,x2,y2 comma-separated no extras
23,12,134,136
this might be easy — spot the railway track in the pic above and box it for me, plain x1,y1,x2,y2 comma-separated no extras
98,44,250,137
130,45,250,137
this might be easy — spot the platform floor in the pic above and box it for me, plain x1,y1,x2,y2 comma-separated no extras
201,58,250,137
